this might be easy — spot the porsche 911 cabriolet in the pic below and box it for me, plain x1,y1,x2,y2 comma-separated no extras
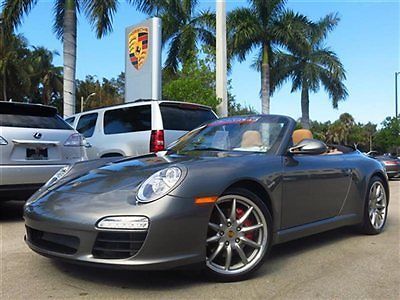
24,115,389,281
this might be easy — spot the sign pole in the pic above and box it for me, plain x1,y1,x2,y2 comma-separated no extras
216,0,228,117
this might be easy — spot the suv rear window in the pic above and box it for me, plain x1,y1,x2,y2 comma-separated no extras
160,103,217,131
0,103,71,130
76,113,98,138
104,105,151,134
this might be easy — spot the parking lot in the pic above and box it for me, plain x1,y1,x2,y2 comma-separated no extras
1,180,399,299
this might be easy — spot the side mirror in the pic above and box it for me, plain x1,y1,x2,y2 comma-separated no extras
289,139,328,155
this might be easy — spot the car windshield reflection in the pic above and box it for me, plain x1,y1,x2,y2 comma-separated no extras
169,115,289,154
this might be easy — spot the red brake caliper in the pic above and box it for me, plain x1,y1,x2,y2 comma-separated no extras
236,208,254,240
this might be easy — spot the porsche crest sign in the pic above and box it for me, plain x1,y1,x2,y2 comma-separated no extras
125,18,162,102
128,27,149,70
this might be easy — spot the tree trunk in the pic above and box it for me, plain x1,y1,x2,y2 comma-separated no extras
63,0,77,117
260,44,270,114
2,71,6,101
300,84,310,129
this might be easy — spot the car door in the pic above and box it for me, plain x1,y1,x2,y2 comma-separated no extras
281,153,352,229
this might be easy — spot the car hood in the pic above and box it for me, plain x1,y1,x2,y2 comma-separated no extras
53,151,255,195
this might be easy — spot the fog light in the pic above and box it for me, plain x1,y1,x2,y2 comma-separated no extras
97,216,149,230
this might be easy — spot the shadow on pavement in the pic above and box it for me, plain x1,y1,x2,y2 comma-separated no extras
0,200,24,222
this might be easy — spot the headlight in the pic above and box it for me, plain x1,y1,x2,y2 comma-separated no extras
44,165,72,188
137,167,182,203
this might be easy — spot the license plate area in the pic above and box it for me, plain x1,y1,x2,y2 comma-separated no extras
26,147,48,160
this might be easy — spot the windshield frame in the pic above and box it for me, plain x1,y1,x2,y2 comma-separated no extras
168,115,296,156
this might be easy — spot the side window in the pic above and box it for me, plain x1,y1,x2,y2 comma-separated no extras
65,117,75,126
76,113,98,138
103,105,151,135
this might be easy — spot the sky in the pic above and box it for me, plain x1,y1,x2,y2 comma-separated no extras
13,0,400,125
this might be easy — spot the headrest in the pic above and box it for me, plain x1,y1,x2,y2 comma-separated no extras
292,129,313,145
241,130,262,148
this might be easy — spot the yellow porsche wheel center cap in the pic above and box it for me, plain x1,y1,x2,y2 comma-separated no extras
227,230,235,238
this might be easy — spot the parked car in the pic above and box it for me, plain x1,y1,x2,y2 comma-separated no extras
65,100,218,159
367,151,400,179
0,101,87,201
24,115,389,281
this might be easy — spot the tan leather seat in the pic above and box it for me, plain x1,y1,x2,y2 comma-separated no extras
292,129,313,145
241,130,262,148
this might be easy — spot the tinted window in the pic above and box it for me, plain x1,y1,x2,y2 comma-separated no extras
76,113,98,138
104,105,151,134
65,117,75,126
0,113,71,130
160,104,217,131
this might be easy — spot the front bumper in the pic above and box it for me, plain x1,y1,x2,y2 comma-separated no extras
24,192,213,270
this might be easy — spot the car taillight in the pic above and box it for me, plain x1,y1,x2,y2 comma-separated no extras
0,136,8,145
150,130,165,152
64,133,84,147
383,161,396,166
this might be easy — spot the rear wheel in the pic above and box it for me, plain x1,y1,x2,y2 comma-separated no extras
360,176,388,235
204,188,272,281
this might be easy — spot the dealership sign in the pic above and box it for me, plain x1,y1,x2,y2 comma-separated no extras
125,18,161,102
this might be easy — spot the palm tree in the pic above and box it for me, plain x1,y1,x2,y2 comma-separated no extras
30,47,63,105
0,32,31,101
1,0,147,115
142,0,215,73
339,112,354,144
227,0,309,114
271,13,348,129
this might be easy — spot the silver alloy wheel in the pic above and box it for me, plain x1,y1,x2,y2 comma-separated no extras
368,181,387,230
206,195,268,275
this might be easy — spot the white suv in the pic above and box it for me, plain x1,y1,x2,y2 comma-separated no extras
66,100,218,159
0,102,87,201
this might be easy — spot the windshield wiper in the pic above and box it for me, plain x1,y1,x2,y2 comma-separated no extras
186,147,227,152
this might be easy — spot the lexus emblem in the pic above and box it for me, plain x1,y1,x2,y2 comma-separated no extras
33,132,42,139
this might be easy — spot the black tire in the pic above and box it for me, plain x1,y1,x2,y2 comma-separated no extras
360,176,388,235
203,187,273,282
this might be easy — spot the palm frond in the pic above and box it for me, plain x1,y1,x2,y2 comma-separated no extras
311,12,340,45
249,0,286,26
81,0,118,38
227,7,262,62
164,33,181,72
271,10,310,50
1,0,37,31
182,0,197,19
319,67,348,108
270,49,298,94
128,0,168,16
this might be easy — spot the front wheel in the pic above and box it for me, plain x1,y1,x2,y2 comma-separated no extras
360,176,388,235
204,188,272,282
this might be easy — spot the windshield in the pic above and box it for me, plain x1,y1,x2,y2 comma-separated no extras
169,115,290,154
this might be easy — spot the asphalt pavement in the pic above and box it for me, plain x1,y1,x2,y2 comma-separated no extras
1,180,399,299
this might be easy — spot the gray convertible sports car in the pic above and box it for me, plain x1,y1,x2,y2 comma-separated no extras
24,115,389,281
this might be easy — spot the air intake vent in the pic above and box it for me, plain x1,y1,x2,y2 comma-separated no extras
26,226,79,255
92,231,147,259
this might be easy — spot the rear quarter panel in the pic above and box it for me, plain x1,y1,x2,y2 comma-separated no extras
340,152,388,219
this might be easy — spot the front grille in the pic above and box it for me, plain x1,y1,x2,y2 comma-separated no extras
26,226,79,255
92,231,147,259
